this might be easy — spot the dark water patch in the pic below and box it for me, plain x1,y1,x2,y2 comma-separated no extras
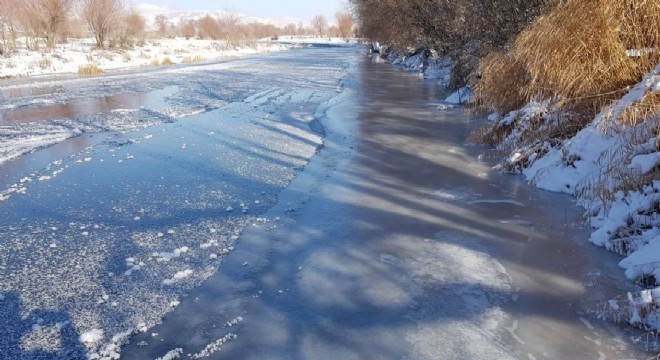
0,86,178,124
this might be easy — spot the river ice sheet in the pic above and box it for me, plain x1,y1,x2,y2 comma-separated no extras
0,47,360,359
121,53,652,360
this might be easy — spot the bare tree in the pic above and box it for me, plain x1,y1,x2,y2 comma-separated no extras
179,19,196,40
335,12,353,39
217,12,240,44
116,8,145,47
82,0,122,48
311,15,327,37
0,0,19,55
197,14,220,39
23,0,73,49
154,14,169,38
297,22,307,36
283,23,297,36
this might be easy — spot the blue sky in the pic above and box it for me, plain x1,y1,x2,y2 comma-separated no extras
133,0,348,23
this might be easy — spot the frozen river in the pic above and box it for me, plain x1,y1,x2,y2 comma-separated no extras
0,46,653,359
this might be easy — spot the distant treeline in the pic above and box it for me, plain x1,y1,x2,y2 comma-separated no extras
349,0,555,86
0,0,355,54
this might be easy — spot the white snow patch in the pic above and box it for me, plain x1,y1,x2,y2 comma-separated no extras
163,269,194,285
191,333,238,359
156,348,183,360
80,329,104,345
445,87,473,105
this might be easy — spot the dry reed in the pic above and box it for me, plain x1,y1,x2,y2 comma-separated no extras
476,0,660,119
77,63,103,76
182,55,205,64
474,51,529,114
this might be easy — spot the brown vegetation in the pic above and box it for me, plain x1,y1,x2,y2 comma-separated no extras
335,12,354,39
474,51,528,114
466,0,660,204
179,20,197,40
0,0,19,55
473,0,660,136
350,0,553,51
116,9,145,47
78,63,103,75
197,14,222,40
182,55,205,64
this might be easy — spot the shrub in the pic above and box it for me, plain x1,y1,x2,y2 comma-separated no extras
182,55,205,63
78,63,103,75
151,57,173,66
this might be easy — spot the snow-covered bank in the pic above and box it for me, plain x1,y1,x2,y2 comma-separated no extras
482,65,660,329
0,38,289,78
383,48,474,105
385,49,453,87
274,36,358,45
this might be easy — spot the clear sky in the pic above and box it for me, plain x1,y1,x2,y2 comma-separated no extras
132,0,349,24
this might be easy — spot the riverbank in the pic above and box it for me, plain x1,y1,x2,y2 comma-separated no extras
0,38,290,79
381,40,660,333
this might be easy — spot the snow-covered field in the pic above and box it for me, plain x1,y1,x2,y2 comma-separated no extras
0,38,290,78
0,46,359,359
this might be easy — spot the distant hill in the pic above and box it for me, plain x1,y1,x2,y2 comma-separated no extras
134,5,300,29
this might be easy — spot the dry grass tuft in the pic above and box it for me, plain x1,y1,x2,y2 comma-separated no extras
576,92,660,209
152,57,174,66
619,92,660,127
78,64,103,76
182,55,205,64
474,51,529,114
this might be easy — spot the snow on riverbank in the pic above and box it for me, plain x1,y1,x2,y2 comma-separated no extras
274,36,356,45
384,49,475,105
385,49,453,87
485,64,660,329
0,38,289,78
